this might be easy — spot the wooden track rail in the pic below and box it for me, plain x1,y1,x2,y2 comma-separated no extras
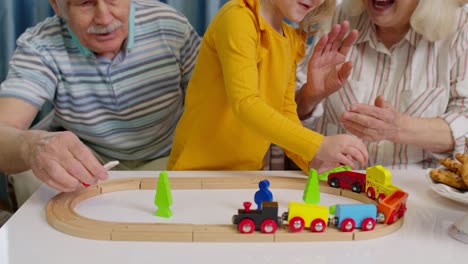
46,176,404,242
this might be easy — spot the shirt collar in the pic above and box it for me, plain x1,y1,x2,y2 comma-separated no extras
66,3,135,57
404,27,423,47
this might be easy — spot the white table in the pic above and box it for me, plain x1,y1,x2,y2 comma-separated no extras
1,170,467,264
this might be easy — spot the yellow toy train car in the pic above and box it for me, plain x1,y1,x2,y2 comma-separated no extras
282,201,329,232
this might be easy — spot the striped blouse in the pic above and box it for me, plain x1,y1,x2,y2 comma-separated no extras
294,6,468,169
0,0,200,161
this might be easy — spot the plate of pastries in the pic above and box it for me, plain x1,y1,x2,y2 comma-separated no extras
427,153,468,205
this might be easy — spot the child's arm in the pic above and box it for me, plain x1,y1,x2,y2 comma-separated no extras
214,10,323,163
281,49,316,173
281,32,368,171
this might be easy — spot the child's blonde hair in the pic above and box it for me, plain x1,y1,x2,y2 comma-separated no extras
299,0,336,36
342,0,467,42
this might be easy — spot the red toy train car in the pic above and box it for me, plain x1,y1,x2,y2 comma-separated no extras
328,165,401,202
328,171,366,193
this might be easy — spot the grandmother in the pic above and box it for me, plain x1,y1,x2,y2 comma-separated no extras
294,0,468,168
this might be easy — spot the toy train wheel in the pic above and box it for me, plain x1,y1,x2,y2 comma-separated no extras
366,187,376,200
310,219,326,232
340,218,356,232
238,218,255,234
329,178,339,188
289,216,305,232
398,204,407,218
387,211,398,224
351,183,361,193
361,217,376,231
377,194,386,203
260,219,278,234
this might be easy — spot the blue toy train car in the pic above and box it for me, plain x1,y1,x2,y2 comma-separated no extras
329,204,377,232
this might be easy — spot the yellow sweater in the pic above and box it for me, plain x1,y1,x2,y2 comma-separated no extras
167,0,324,172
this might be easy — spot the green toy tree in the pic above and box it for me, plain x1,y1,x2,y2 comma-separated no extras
317,165,352,181
154,171,173,218
303,168,320,204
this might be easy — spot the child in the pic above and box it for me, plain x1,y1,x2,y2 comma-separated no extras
168,0,368,172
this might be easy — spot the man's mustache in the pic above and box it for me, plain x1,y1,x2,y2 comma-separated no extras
87,20,123,34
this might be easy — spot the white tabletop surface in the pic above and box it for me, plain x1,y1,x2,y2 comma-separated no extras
1,169,467,264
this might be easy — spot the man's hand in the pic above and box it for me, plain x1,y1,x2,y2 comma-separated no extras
22,130,108,192
340,96,405,142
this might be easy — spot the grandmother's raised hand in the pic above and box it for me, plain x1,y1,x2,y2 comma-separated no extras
305,21,359,99
340,96,405,142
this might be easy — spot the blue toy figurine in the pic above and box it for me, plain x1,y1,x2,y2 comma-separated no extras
254,179,273,209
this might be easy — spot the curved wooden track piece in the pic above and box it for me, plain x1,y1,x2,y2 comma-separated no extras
46,176,404,242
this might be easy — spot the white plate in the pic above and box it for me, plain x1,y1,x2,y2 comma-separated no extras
425,168,468,205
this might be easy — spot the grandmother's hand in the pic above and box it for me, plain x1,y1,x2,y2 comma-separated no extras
340,96,405,142
305,21,359,100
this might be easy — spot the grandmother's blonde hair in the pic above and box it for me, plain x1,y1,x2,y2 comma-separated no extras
300,0,336,36
341,0,467,42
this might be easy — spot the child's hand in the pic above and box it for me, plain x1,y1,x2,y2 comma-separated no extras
309,159,341,174
314,134,368,169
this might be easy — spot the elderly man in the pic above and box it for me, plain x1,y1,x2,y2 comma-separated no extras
0,0,200,206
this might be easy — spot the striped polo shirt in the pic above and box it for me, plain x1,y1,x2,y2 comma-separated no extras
0,0,200,160
294,5,468,169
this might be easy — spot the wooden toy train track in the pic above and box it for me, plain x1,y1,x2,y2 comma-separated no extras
46,175,404,242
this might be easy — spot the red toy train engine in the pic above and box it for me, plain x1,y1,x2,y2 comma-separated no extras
232,201,282,234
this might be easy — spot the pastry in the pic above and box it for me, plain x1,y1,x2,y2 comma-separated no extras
439,157,461,173
429,169,468,190
455,153,468,186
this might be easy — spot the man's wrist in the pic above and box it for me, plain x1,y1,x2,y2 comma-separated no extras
18,130,40,168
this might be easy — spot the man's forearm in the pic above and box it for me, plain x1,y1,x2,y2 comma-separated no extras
0,124,34,174
398,116,455,153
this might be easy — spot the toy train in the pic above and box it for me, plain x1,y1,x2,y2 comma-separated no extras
232,201,282,234
232,189,408,234
328,165,400,202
